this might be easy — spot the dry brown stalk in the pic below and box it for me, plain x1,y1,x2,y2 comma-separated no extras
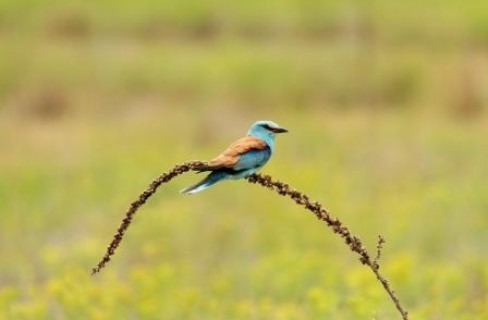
246,173,408,320
91,161,205,275
92,161,408,319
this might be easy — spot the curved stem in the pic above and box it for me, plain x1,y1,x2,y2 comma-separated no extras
246,173,408,320
91,161,205,275
91,162,408,319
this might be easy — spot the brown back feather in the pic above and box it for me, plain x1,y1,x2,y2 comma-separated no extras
199,136,267,171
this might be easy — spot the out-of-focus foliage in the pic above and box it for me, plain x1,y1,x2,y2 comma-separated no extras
0,0,487,319
1,0,488,116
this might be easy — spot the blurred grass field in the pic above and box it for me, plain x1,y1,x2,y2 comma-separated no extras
1,1,488,319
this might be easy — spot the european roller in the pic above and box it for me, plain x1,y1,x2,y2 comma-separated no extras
181,120,288,195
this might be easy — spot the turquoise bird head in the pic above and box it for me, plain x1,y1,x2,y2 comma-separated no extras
247,120,288,150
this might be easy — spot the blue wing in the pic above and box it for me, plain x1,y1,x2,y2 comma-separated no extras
233,147,271,171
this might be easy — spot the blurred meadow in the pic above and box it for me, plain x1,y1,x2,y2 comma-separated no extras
1,0,488,319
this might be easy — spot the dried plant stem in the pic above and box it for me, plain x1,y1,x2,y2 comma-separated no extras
92,161,408,320
246,173,408,320
91,161,205,275
374,235,386,268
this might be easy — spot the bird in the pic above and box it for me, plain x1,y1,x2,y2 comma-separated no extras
181,120,288,195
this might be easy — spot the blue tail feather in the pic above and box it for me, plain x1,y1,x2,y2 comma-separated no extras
181,171,227,195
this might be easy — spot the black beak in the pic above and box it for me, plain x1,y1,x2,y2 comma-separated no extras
271,127,288,134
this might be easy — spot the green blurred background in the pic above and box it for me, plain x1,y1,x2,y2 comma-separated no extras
1,0,487,319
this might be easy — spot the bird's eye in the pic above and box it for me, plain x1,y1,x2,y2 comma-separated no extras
262,124,272,130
